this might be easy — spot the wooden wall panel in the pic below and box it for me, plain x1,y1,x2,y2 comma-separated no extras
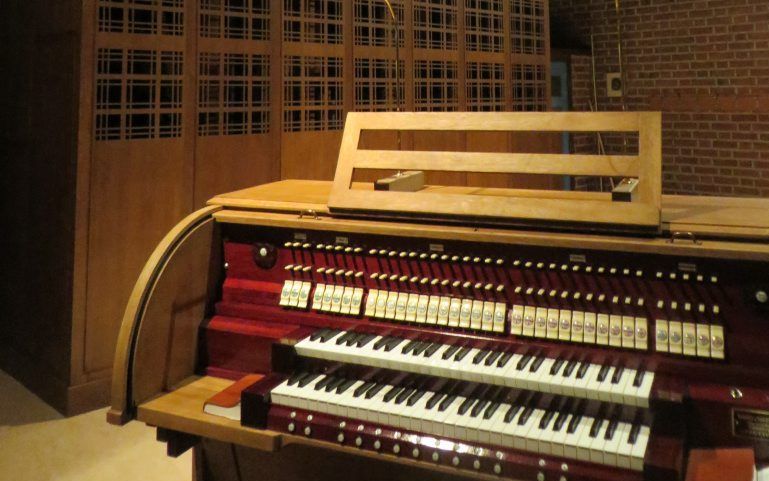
281,131,344,181
86,140,189,375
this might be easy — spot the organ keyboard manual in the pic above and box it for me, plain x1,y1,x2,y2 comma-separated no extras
108,112,769,481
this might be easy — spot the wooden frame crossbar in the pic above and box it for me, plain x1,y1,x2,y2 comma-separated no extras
329,111,662,229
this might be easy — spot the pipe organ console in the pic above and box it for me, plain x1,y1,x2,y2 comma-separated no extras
109,113,769,481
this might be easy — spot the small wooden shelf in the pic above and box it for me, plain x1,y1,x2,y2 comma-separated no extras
137,376,281,452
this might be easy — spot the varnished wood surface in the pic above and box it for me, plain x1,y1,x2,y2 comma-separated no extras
109,206,220,425
209,180,769,241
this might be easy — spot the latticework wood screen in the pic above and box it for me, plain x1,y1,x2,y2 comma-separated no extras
91,0,550,180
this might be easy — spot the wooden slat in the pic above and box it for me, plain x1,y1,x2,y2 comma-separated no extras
353,150,639,177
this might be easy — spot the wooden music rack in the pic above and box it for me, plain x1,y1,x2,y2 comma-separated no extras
329,111,662,230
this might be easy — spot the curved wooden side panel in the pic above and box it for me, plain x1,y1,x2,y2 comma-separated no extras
108,206,222,425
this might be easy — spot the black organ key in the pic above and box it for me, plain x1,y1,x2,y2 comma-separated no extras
552,411,568,431
336,378,357,394
442,344,461,360
550,357,566,376
504,404,522,423
325,376,347,392
353,381,376,398
597,364,611,382
383,385,404,403
406,389,427,407
497,352,514,368
426,392,446,410
319,329,342,342
604,418,620,440
518,406,535,425
454,346,472,362
484,401,501,420
562,359,578,377
365,383,387,399
458,397,476,415
384,337,405,352
539,409,556,429
516,354,533,370
471,399,490,418
314,375,335,391
628,423,642,444
345,332,364,346
438,394,458,412
395,387,416,404
567,414,583,434
335,331,355,345
529,356,545,372
576,361,590,379
423,342,441,357
298,373,321,388
473,349,490,365
356,333,377,348
401,340,419,355
589,418,605,438
611,365,625,384
633,370,646,388
412,342,430,356
310,328,329,342
287,371,308,386
484,350,503,366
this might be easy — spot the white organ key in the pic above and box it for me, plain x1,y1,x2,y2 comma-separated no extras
622,316,635,348
559,310,572,341
339,286,353,314
630,426,651,471
710,324,725,359
695,323,710,358
522,306,536,337
682,322,697,356
395,292,408,321
297,282,312,309
509,305,524,335
634,317,648,350
448,298,461,327
416,295,429,323
384,291,398,319
312,284,326,311
588,419,609,464
596,314,610,345
330,285,344,313
668,321,683,354
279,280,293,306
546,308,560,340
609,315,623,347
405,293,418,322
470,300,484,330
481,301,495,331
426,296,439,324
350,287,364,315
459,299,473,328
571,311,584,343
534,307,548,338
492,302,506,333
655,319,669,352
583,312,597,344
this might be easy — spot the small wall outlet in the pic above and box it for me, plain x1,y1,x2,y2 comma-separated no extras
607,72,623,97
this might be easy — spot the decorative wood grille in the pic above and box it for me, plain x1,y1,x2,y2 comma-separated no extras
95,48,184,140
511,0,546,55
198,52,270,136
354,58,404,112
199,0,270,40
512,63,547,111
465,0,504,52
98,0,185,36
414,60,459,112
353,0,405,47
283,0,344,44
413,0,458,50
467,62,505,111
283,56,344,132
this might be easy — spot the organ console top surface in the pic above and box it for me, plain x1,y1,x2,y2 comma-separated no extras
109,112,769,481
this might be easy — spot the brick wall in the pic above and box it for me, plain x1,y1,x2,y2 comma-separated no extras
551,0,769,197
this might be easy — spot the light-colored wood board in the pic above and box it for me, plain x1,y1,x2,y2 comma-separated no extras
194,135,279,207
281,131,345,181
212,209,769,262
87,140,192,376
136,376,281,452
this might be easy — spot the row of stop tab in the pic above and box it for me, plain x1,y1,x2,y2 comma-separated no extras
278,280,724,359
